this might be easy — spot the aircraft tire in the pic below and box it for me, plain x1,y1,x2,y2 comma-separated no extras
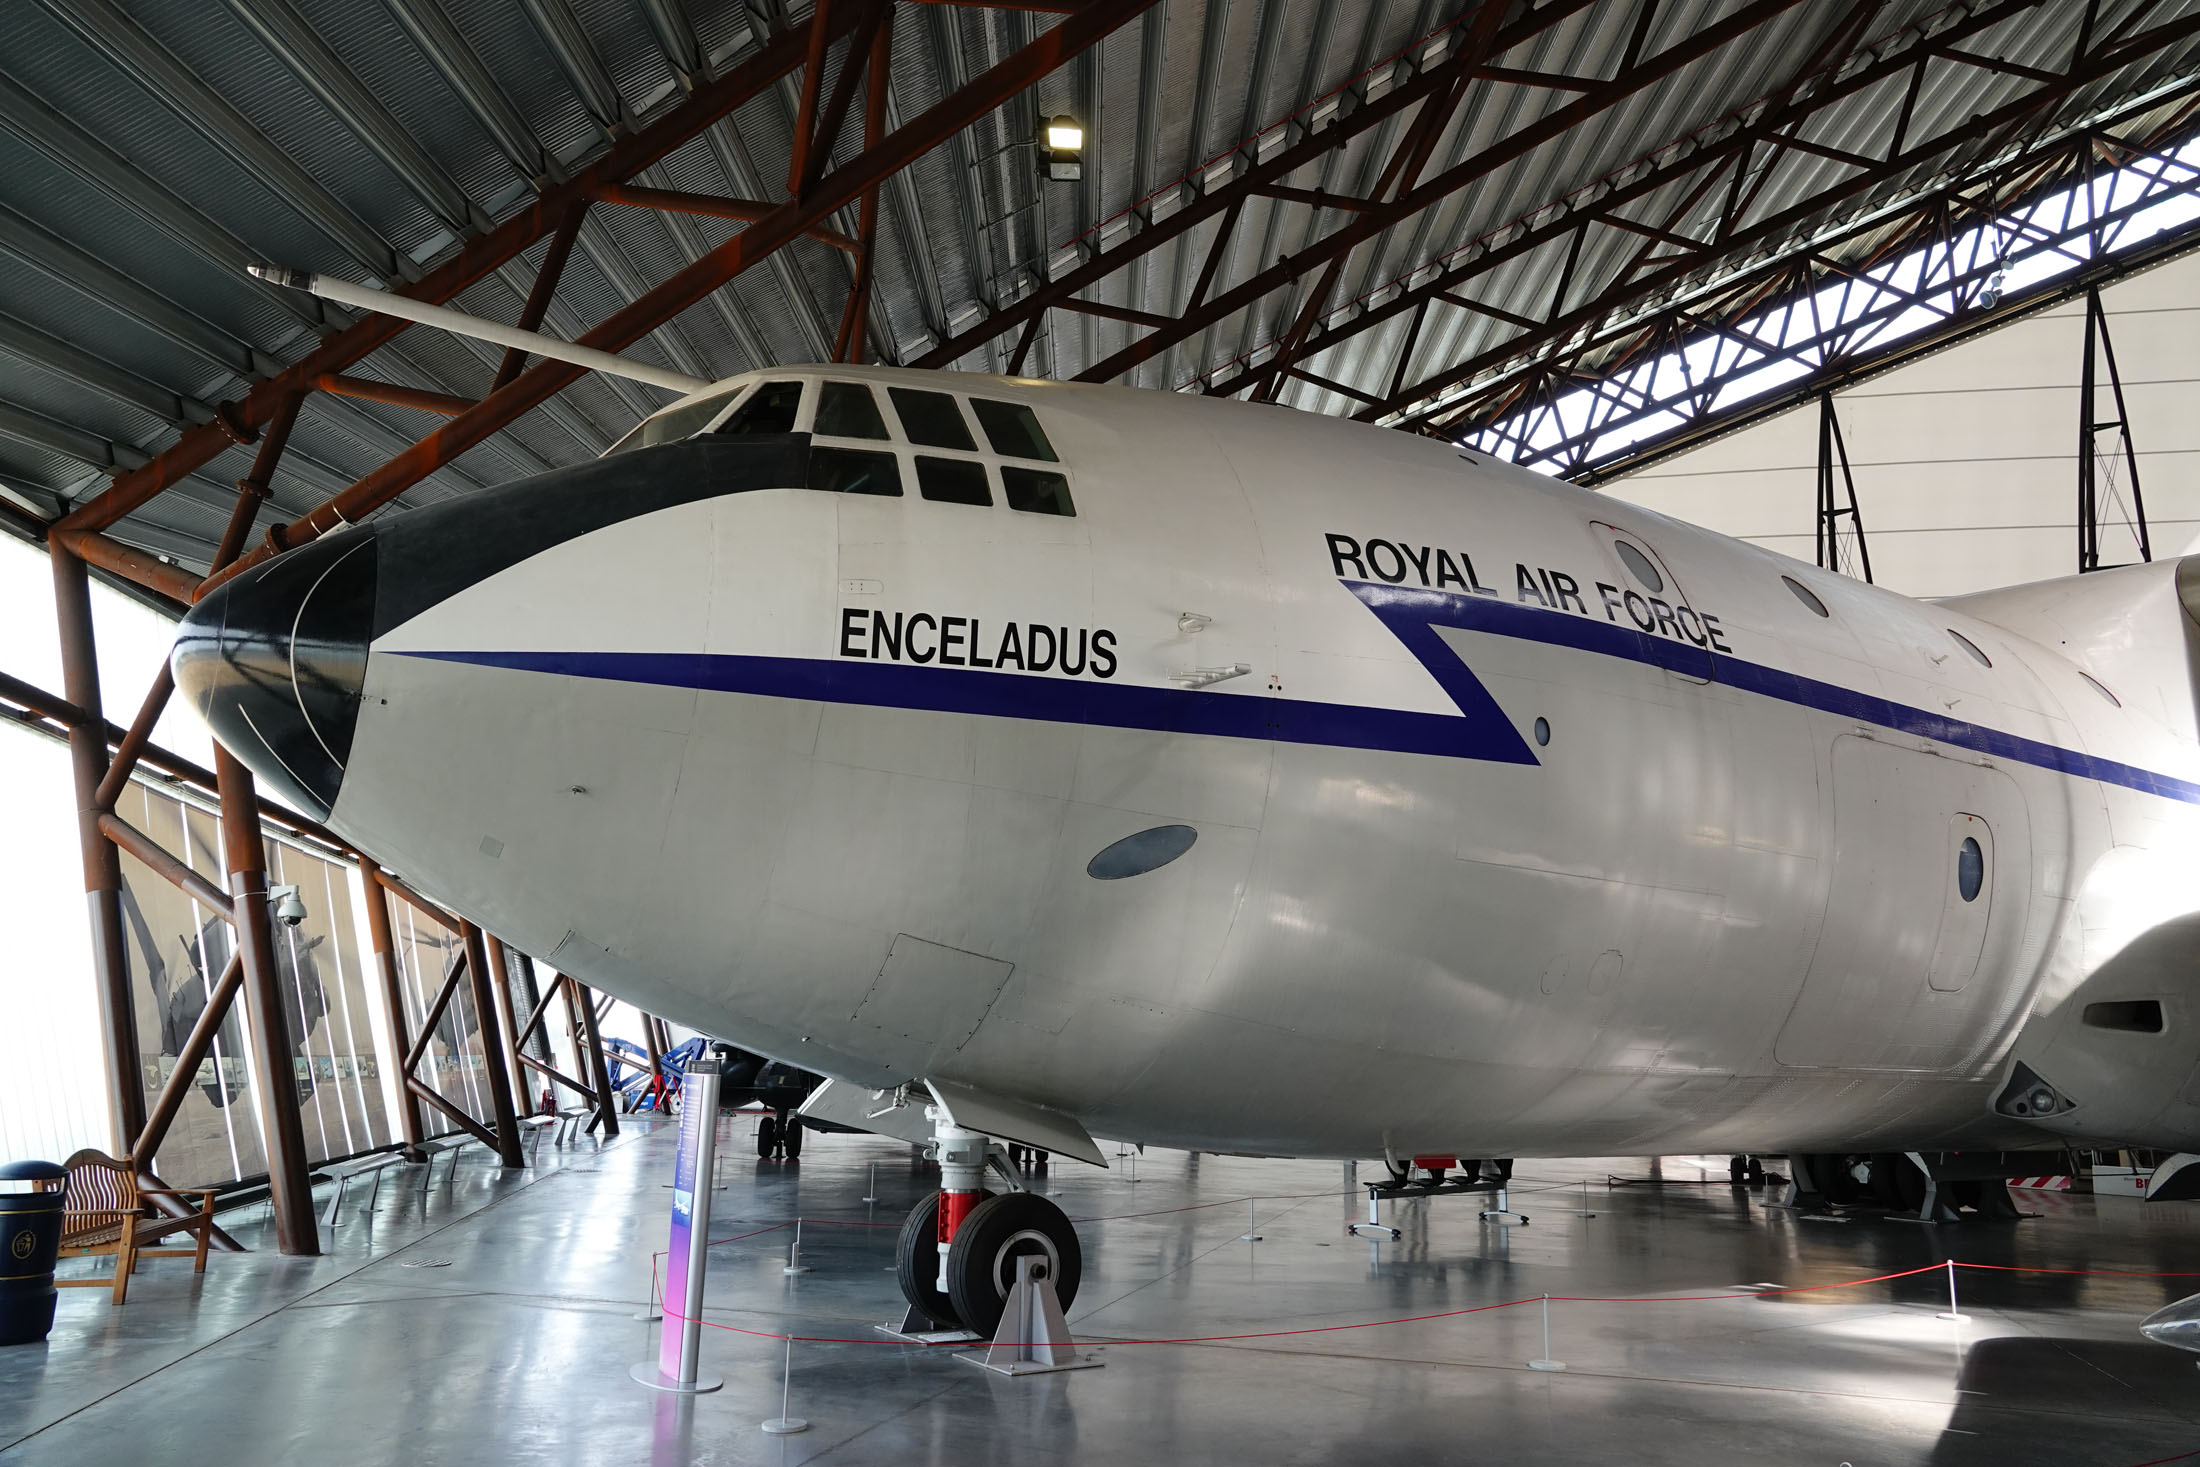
780,1116,803,1160
895,1193,965,1328
946,1192,1082,1338
756,1114,778,1159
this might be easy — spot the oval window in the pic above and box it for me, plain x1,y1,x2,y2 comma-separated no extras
1087,824,1198,880
1950,630,1992,668
1782,575,1829,618
1957,836,1984,902
2079,670,2121,707
1613,540,1664,593
1533,716,1551,747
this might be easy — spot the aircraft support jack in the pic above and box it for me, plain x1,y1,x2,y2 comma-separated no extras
1479,1184,1530,1228
1348,1185,1400,1241
957,1253,1102,1376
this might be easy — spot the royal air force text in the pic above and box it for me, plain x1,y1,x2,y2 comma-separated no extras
839,607,1119,679
1324,532,1733,654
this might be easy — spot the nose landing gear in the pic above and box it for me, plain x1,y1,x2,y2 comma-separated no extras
892,1113,1082,1336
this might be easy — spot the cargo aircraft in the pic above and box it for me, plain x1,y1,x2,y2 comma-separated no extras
174,310,2200,1333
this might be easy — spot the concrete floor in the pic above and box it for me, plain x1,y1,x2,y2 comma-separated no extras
5,1120,2199,1466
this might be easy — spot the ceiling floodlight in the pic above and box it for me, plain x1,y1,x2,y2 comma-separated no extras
1038,115,1083,182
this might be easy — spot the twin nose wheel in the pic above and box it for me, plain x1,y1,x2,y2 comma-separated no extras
895,1190,1082,1336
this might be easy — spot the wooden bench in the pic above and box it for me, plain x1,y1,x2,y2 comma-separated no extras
56,1150,217,1305
313,1153,409,1225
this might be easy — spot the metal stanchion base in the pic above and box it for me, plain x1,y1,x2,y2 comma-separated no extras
762,1418,810,1434
876,1323,982,1344
1527,1358,1568,1372
628,1362,723,1393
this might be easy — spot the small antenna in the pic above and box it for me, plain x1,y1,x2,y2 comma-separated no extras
249,265,712,395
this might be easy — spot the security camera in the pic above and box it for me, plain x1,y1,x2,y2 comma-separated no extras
270,884,308,928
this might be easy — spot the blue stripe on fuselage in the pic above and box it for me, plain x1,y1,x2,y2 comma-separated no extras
388,578,2200,805
1345,579,2200,805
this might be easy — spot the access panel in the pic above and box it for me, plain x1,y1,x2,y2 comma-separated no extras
1774,736,2030,1073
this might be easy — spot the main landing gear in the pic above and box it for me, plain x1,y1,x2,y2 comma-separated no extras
756,1109,803,1161
893,1114,1082,1336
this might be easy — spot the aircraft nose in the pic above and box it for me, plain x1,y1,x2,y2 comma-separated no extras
172,526,378,821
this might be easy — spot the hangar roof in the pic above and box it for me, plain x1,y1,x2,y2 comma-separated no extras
3,0,2199,581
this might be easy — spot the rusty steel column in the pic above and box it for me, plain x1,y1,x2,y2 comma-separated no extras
482,936,533,1117
458,922,525,1166
359,859,426,1154
215,747,319,1256
568,979,621,1138
52,545,146,1154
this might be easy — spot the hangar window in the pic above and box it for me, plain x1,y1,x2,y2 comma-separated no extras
808,446,901,496
1781,575,1829,618
814,381,889,439
970,399,1058,461
719,380,805,436
1002,466,1075,517
1950,630,1993,668
1613,539,1663,593
2079,670,2122,707
916,456,991,506
889,387,977,450
1957,836,1984,902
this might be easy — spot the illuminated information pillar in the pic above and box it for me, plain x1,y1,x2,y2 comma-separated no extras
631,1057,723,1393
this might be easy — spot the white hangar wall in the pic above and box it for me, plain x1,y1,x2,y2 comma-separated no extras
1603,249,2200,600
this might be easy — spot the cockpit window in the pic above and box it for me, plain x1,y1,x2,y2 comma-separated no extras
1001,466,1074,517
970,399,1057,461
916,456,990,506
889,387,976,450
809,446,901,496
815,381,889,440
719,380,804,436
610,386,743,454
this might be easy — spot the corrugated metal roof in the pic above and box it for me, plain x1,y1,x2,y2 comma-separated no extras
1,0,2197,568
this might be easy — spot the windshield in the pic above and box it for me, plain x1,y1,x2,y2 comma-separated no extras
606,385,746,455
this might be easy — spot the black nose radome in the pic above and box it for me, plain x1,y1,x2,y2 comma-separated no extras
173,527,377,821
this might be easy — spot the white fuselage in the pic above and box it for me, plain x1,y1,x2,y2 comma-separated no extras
313,366,2200,1160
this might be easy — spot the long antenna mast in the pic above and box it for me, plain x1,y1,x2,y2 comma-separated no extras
248,265,713,396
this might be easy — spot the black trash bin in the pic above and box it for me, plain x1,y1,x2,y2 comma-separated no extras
0,1161,68,1346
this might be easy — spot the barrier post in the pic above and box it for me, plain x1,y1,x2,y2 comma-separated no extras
630,1058,724,1393
1527,1294,1567,1371
1936,1259,1968,1321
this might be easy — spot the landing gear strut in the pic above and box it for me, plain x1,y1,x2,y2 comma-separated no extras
893,1111,1082,1334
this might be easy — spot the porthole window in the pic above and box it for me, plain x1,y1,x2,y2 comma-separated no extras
1087,824,1198,880
1532,716,1550,747
2079,670,2122,707
1957,836,1984,902
1613,540,1664,593
1949,630,1992,668
1782,575,1829,618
